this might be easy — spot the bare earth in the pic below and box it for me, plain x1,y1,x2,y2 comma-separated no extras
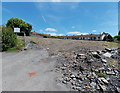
2,37,119,91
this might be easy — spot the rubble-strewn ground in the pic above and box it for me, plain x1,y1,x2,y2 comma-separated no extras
3,36,120,92
28,37,120,92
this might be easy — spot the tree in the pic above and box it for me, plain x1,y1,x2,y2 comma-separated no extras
114,35,120,41
103,34,113,42
118,30,120,35
6,18,32,36
2,26,18,51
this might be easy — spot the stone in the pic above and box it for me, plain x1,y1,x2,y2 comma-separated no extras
71,81,76,85
105,48,112,52
70,74,75,78
76,87,82,91
101,59,107,63
87,73,94,79
76,54,86,59
64,77,71,81
106,71,116,75
100,77,109,84
97,50,102,55
73,78,77,81
99,84,107,91
103,52,112,58
90,82,96,88
78,80,83,84
91,52,101,58
116,87,120,93
62,80,67,84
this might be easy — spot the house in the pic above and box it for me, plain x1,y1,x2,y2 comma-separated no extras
57,33,107,41
31,32,50,38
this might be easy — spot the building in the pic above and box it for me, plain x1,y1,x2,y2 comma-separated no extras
31,32,50,38
31,32,108,41
57,33,107,41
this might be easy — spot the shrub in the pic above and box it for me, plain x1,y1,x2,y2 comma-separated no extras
103,34,114,42
2,26,18,51
114,35,120,41
43,35,48,38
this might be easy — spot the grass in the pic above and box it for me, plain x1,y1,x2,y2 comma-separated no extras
108,59,117,67
30,40,37,44
96,72,106,78
6,39,24,52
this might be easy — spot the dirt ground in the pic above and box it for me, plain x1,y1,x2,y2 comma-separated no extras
28,36,118,54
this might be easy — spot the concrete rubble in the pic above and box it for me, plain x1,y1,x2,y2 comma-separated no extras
56,47,120,92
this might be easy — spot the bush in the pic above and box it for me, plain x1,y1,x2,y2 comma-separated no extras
2,26,18,51
114,35,120,41
43,35,48,38
103,34,114,42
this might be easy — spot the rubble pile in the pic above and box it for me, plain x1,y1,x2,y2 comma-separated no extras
57,48,120,92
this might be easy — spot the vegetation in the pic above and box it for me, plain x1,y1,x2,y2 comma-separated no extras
114,35,120,41
43,35,49,38
96,72,106,78
118,30,120,35
2,26,24,52
30,40,37,44
2,26,18,51
6,18,32,36
103,34,114,42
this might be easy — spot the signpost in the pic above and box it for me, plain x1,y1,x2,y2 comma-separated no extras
14,28,27,49
14,28,20,33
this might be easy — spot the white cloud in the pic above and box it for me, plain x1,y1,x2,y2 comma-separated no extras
67,32,88,35
45,28,57,32
92,30,97,32
39,29,43,32
47,33,57,36
58,34,64,36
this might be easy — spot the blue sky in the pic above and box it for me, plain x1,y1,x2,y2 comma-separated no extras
2,2,118,36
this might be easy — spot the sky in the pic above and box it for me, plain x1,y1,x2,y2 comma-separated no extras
2,2,118,36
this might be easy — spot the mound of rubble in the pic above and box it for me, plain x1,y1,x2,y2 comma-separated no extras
56,48,120,92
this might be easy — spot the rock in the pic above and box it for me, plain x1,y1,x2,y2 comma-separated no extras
96,85,100,90
78,80,82,84
105,48,112,52
106,71,116,75
71,81,76,85
87,73,94,79
91,52,101,58
103,52,112,58
97,50,102,55
70,74,75,78
100,77,109,84
87,59,94,63
64,77,71,81
62,80,67,84
76,54,86,59
73,78,77,81
76,87,82,91
101,59,107,63
90,82,96,88
116,87,120,93
99,84,107,91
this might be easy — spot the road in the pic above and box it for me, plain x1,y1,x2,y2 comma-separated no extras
2,47,69,91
